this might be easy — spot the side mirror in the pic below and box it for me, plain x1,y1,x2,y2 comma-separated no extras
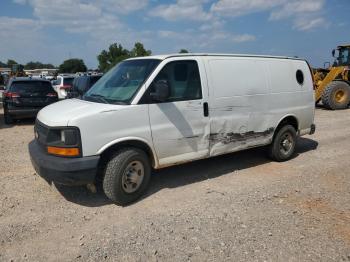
332,49,335,57
150,80,170,102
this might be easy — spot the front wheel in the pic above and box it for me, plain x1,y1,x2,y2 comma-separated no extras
103,148,151,206
268,125,297,162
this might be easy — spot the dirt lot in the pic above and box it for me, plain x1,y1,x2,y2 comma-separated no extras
0,107,350,262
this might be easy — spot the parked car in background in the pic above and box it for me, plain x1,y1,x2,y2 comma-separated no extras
0,85,5,104
67,74,103,98
52,75,75,99
3,77,58,124
0,74,6,103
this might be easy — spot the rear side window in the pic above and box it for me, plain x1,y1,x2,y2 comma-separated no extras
10,81,54,94
53,77,61,85
63,77,74,86
296,70,304,85
150,60,202,102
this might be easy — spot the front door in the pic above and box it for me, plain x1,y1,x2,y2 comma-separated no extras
145,59,210,167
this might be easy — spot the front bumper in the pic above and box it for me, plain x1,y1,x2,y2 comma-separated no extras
29,140,100,185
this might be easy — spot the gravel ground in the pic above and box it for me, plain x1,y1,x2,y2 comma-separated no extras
0,107,350,262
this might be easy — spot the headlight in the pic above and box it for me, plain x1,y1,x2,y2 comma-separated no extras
60,129,78,145
46,127,81,157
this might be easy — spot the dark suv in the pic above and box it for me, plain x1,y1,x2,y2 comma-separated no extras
3,77,58,124
67,74,102,98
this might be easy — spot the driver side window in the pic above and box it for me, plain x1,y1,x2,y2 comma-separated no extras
146,60,202,103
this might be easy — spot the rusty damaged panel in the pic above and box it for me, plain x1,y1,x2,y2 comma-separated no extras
209,127,274,156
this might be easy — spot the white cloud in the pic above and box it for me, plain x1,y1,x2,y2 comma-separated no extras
2,0,331,67
210,0,284,17
0,16,40,30
13,0,27,4
18,0,138,42
268,0,326,31
293,17,328,31
3,1,151,67
232,34,256,43
158,27,255,51
0,17,44,63
97,0,148,14
31,0,101,22
150,0,212,21
199,20,224,31
210,0,326,31
269,0,324,20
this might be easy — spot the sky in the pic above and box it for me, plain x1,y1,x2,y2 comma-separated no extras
0,0,349,69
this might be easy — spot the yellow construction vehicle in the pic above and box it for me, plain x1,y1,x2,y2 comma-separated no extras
9,64,26,78
314,44,350,110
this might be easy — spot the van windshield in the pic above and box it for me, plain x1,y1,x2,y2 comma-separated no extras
83,59,160,104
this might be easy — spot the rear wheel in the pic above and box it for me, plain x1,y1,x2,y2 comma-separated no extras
103,148,151,206
321,81,350,110
269,125,297,162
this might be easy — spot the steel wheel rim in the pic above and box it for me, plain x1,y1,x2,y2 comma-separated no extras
280,133,294,155
334,90,346,103
121,160,144,193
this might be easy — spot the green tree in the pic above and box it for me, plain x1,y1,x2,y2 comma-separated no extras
97,42,152,73
7,59,18,67
179,49,189,53
58,58,87,73
97,43,129,72
0,61,7,67
24,61,55,70
130,42,152,57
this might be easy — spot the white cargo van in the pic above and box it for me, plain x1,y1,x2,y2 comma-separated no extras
29,54,315,205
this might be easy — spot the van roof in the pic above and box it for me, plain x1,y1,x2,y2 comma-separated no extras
126,53,305,61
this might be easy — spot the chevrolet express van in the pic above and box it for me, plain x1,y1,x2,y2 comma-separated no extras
29,54,316,205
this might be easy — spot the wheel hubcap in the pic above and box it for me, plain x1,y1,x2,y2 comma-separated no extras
122,161,144,193
280,133,293,155
334,90,346,103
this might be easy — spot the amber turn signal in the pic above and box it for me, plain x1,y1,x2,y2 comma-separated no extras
47,146,80,157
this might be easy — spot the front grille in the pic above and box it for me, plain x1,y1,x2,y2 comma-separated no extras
35,120,49,146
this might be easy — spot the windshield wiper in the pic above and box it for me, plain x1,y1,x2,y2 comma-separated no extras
86,94,110,104
112,101,128,105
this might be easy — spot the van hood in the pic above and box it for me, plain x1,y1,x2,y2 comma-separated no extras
37,99,123,126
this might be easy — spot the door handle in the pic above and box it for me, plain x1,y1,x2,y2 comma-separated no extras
203,102,209,117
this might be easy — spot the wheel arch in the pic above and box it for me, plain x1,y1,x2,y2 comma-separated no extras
274,115,299,137
97,137,158,169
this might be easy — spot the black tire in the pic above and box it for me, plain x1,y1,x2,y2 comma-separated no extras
321,81,350,110
4,108,14,125
269,125,297,162
103,148,151,206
